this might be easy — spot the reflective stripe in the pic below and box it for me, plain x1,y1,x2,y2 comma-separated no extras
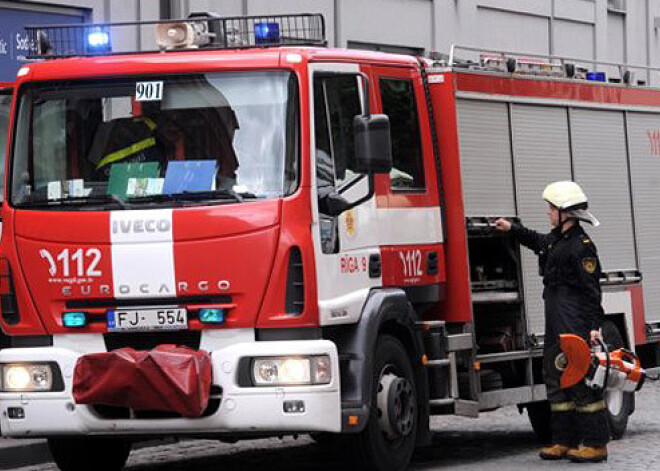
576,400,606,414
142,117,157,131
96,137,156,169
550,401,576,412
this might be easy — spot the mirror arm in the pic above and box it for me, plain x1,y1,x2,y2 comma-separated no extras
358,72,370,117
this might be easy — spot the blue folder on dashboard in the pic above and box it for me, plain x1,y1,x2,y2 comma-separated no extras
163,160,217,194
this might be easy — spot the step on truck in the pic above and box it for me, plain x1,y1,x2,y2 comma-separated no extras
1,13,660,471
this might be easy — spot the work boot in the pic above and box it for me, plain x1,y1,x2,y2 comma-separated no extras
539,444,573,460
567,445,608,463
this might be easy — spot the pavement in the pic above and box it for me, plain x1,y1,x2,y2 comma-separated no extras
0,439,49,470
3,380,660,470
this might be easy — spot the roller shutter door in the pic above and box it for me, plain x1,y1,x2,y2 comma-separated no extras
457,100,516,217
570,109,636,272
511,104,572,336
627,112,660,322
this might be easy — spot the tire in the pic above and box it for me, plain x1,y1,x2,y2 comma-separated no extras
526,401,552,443
345,335,418,471
48,438,131,471
600,320,634,440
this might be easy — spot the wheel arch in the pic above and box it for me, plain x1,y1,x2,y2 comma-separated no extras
324,288,430,443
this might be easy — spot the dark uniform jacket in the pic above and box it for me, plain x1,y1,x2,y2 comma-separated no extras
511,222,605,349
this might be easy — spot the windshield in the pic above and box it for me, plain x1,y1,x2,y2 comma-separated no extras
11,71,298,208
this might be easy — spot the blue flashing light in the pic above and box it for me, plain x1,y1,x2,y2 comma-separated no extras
254,22,280,45
199,308,226,324
86,28,111,53
63,312,87,328
586,71,606,82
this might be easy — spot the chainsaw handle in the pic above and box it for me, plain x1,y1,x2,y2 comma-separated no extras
617,349,641,370
595,338,610,391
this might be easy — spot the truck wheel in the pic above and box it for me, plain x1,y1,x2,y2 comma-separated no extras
347,335,417,471
48,438,131,471
526,401,552,443
601,320,634,440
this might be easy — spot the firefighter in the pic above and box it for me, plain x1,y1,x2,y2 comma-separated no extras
89,107,166,177
495,181,609,463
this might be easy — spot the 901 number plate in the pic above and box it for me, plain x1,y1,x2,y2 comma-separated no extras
107,308,187,332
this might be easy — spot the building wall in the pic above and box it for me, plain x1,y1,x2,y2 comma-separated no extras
179,0,660,86
3,0,660,85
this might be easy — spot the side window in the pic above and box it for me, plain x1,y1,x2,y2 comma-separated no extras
0,91,12,202
314,74,361,190
379,78,425,190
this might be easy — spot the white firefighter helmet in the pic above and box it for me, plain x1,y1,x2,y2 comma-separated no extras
542,181,600,226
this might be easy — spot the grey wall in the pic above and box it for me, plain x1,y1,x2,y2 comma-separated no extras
174,0,660,87
10,0,660,85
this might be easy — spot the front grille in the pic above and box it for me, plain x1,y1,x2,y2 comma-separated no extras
92,397,221,420
104,330,201,351
66,295,232,309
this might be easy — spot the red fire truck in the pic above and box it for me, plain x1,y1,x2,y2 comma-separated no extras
0,14,659,471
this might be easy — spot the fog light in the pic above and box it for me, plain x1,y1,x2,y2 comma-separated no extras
283,400,305,414
199,308,225,324
2,364,53,392
7,407,25,419
62,312,87,328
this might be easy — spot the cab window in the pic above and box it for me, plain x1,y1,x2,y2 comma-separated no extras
379,78,425,190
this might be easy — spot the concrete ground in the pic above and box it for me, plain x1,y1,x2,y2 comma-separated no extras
4,380,660,470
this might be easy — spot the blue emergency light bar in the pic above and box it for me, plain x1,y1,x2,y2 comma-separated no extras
24,13,326,59
86,28,111,54
254,22,280,45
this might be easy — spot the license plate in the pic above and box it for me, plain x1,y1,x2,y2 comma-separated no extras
107,308,187,332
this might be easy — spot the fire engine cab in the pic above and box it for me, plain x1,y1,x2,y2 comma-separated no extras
1,14,660,471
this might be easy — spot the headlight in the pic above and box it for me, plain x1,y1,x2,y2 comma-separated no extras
252,355,331,386
2,364,53,392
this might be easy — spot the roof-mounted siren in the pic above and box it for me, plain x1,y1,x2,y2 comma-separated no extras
156,12,218,50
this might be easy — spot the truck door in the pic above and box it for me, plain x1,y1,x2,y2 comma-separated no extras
371,65,446,304
310,63,382,326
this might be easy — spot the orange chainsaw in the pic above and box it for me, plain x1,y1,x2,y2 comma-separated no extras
547,333,659,392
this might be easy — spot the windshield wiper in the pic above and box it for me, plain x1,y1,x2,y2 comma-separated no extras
19,194,129,209
127,189,246,205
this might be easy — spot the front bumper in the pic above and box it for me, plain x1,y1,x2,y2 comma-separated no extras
0,338,341,437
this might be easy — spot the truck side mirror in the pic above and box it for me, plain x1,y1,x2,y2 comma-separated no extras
352,114,392,174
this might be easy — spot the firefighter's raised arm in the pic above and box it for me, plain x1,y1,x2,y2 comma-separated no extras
495,218,548,255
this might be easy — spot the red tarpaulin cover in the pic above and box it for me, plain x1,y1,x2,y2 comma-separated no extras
73,345,212,418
